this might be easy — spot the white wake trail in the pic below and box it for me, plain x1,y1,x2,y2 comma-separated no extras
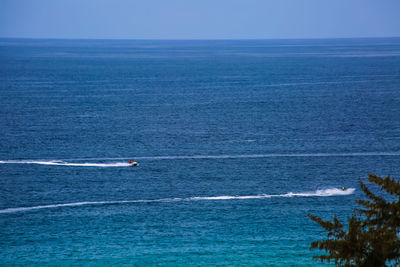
0,160,131,167
1,152,399,166
0,188,355,214
189,188,355,200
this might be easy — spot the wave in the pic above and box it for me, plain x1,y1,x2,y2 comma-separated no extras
0,160,131,167
0,188,355,214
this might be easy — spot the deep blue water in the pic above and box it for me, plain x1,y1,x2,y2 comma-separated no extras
1,38,400,265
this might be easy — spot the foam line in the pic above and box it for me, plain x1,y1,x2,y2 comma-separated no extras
0,188,355,214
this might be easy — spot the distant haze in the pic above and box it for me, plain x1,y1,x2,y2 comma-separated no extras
1,0,400,39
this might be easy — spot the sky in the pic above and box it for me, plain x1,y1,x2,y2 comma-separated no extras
1,0,400,39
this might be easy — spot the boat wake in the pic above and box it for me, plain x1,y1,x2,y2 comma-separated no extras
0,188,355,214
0,160,130,167
190,188,356,200
2,151,399,167
134,152,400,160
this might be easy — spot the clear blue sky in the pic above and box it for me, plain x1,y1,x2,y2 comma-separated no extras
1,0,400,39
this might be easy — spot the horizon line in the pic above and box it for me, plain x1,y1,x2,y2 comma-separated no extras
1,36,400,42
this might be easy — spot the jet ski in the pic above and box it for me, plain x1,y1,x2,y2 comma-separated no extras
128,160,138,167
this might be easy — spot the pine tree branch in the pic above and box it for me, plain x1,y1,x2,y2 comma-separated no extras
308,174,400,265
368,174,400,197
359,178,386,205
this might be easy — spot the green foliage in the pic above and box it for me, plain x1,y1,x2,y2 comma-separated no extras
307,174,400,266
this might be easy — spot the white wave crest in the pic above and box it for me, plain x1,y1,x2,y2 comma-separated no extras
0,188,355,214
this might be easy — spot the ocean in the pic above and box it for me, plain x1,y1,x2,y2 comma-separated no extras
1,38,400,265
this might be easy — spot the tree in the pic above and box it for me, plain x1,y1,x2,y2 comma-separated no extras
307,174,400,266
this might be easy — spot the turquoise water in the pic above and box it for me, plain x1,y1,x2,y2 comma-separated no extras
1,38,400,265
